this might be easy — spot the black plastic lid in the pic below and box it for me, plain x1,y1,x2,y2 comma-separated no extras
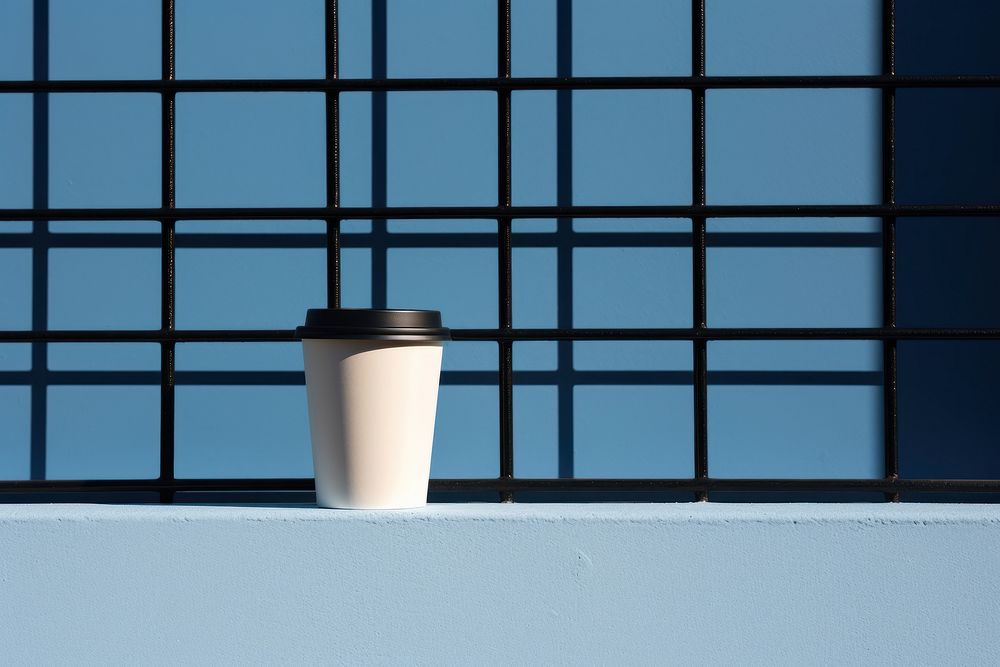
296,309,450,341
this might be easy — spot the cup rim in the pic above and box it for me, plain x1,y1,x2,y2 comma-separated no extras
296,308,451,341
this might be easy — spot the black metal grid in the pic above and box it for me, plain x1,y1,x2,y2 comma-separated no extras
2,0,1000,502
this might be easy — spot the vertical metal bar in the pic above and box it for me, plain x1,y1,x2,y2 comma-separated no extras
498,0,514,502
371,0,387,309
159,0,177,503
29,0,49,481
691,0,709,501
326,0,342,307
881,0,899,501
556,0,574,479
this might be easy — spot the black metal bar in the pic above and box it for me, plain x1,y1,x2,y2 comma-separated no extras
159,0,177,504
3,477,1000,495
497,0,514,502
325,0,341,308
881,0,899,502
0,231,886,250
4,204,1000,221
556,0,574,481
453,327,1000,341
29,0,49,482
371,0,388,309
691,0,708,501
4,74,1000,93
4,327,1000,343
0,370,885,387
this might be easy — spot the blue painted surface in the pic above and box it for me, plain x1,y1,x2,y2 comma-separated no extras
706,0,880,75
1,503,999,664
48,93,161,208
176,0,324,80
48,247,161,330
706,89,880,205
176,93,326,207
1,0,998,487
893,1,1000,485
49,0,160,80
0,94,32,208
46,386,160,479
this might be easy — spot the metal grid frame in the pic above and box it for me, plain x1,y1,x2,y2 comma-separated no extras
3,0,1000,502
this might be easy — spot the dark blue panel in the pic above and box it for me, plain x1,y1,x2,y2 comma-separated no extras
898,342,1000,479
896,0,1000,75
895,4,1000,480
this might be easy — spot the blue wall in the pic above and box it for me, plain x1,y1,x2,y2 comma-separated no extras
1,503,999,663
0,0,997,492
893,0,1000,490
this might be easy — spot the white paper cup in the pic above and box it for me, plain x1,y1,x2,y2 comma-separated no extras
298,309,449,509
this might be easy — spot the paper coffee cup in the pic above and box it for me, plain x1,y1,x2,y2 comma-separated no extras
297,309,449,509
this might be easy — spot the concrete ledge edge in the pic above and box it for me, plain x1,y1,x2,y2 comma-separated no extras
1,502,999,525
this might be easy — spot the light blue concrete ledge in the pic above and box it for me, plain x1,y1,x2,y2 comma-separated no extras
2,503,999,665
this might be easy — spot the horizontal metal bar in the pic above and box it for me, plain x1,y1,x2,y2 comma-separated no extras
0,330,300,342
2,74,1000,94
0,370,884,386
0,232,884,250
3,327,1000,343
3,204,1000,221
446,478,1000,493
454,327,1000,341
2,477,1000,494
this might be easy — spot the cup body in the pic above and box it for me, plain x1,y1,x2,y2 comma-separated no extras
303,338,444,509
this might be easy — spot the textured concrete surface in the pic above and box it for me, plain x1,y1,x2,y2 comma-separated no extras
1,503,999,664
